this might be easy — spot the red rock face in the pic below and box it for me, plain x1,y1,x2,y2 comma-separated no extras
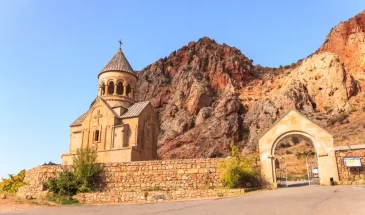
135,10,365,159
317,10,365,88
135,37,253,159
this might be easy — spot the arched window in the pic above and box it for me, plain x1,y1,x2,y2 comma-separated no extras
107,81,114,95
126,84,131,97
94,130,100,142
100,83,105,95
117,82,124,95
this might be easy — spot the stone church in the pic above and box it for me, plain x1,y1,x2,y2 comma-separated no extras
61,45,158,165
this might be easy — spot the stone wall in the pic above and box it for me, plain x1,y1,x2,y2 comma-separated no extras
98,158,226,193
74,189,245,204
17,165,64,199
335,146,365,185
17,158,251,203
17,147,365,204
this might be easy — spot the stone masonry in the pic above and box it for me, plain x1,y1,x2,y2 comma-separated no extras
16,145,365,204
17,158,250,203
335,146,365,185
17,165,65,199
98,159,225,193
74,189,245,204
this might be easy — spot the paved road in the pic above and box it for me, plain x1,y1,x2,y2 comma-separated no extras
5,186,365,215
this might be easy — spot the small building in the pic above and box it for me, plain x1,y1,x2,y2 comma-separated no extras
61,46,159,165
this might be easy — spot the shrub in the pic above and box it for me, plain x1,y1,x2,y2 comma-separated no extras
46,147,101,203
47,195,79,205
295,152,305,159
219,144,259,188
337,113,349,124
330,112,349,125
362,106,365,112
330,117,337,125
0,170,26,193
71,147,101,193
291,136,300,145
46,172,78,196
351,106,357,113
279,142,291,148
295,151,314,159
323,106,332,112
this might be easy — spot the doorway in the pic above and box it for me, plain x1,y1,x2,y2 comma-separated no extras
258,110,339,188
273,135,320,187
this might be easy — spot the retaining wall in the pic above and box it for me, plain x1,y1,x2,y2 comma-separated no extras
17,165,64,199
17,158,252,203
73,189,245,204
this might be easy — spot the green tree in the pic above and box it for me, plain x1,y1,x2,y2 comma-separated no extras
72,147,102,192
47,172,78,196
46,147,102,204
219,144,259,188
0,170,26,193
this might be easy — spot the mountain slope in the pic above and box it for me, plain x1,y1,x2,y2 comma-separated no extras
135,37,253,158
317,10,365,89
135,10,365,159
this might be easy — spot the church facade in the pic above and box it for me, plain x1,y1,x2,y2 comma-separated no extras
61,46,158,165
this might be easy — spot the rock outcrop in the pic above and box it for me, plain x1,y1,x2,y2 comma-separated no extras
134,10,365,158
245,52,360,150
287,52,360,112
135,37,252,158
317,10,365,88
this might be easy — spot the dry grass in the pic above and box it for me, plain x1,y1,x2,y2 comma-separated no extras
275,140,315,180
329,94,365,147
0,191,53,212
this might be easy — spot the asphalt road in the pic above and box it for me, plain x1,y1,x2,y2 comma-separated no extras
5,186,365,215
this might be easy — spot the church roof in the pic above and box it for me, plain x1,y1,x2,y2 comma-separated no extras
99,48,136,77
70,112,87,127
120,101,150,119
70,100,151,127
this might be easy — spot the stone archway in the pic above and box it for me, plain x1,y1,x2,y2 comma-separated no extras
258,110,339,188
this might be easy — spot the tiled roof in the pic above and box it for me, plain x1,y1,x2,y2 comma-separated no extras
99,48,135,76
70,100,150,127
70,112,87,127
120,101,150,119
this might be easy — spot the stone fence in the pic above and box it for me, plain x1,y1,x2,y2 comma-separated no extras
17,165,64,199
17,158,251,203
98,159,225,193
73,189,245,204
18,146,365,204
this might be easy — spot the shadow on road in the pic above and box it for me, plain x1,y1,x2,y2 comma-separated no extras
287,182,309,187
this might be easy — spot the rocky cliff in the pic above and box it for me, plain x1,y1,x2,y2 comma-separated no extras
317,10,365,89
135,37,253,158
135,10,365,159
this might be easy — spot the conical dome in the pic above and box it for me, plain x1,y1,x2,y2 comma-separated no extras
97,47,137,108
98,48,136,77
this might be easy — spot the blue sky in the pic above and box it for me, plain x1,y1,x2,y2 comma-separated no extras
0,0,364,179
